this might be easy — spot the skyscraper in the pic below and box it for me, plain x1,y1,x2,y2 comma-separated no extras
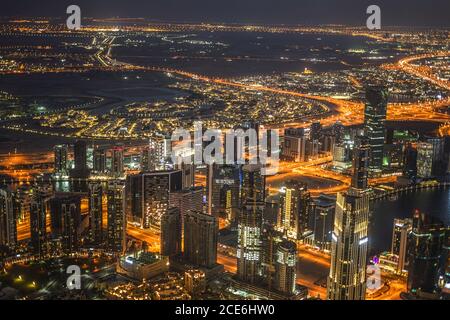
30,192,47,256
275,239,297,295
111,146,124,178
169,186,203,223
351,136,370,190
241,164,265,203
107,181,126,254
206,164,240,220
407,211,446,298
364,86,388,175
416,142,434,179
237,202,264,284
278,180,311,240
73,140,88,175
183,210,218,268
391,218,412,274
311,194,336,251
327,136,371,300
54,144,69,177
160,207,182,257
126,170,182,229
282,128,307,162
0,189,17,249
88,182,103,244
141,135,171,171
49,194,82,253
260,223,282,289
93,148,107,174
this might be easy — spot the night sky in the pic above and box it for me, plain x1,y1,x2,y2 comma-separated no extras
1,0,449,27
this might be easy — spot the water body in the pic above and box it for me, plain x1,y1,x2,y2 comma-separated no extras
370,188,450,255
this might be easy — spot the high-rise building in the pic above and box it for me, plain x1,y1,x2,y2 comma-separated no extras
391,218,412,274
206,164,240,220
49,194,82,253
417,142,434,179
179,163,195,190
260,223,282,289
111,146,124,177
184,269,206,295
88,182,103,244
72,140,88,176
30,192,47,256
403,143,417,178
364,86,388,175
310,122,323,141
275,239,297,295
141,135,171,171
237,202,264,284
282,128,306,162
169,186,203,223
126,170,182,229
54,144,69,177
407,211,446,297
93,148,107,174
107,181,126,254
0,189,17,248
351,136,370,190
332,138,353,171
278,180,311,240
311,194,336,251
160,207,182,257
331,121,345,144
241,164,265,203
327,136,371,300
183,210,218,268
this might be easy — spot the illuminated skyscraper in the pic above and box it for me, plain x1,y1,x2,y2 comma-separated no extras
241,164,265,203
169,186,203,223
141,135,171,172
128,170,182,229
54,144,69,177
275,239,297,295
30,192,47,257
237,202,264,284
364,86,388,175
278,180,311,240
281,128,306,162
417,142,434,179
50,194,82,253
107,181,126,254
207,164,240,220
327,136,371,300
407,211,446,298
391,218,412,274
0,189,17,248
351,136,370,190
183,210,218,268
93,148,107,174
311,194,336,251
261,223,282,289
160,207,182,257
88,182,103,244
111,146,124,177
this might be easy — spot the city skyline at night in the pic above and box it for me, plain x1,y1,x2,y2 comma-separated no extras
0,1,449,307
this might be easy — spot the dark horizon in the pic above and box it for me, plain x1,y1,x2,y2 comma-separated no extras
1,0,450,27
